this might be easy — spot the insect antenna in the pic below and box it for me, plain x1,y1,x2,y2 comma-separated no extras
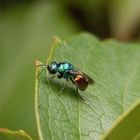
36,64,48,78
36,64,47,67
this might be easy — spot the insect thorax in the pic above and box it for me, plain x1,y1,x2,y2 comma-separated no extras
57,63,74,73
57,62,75,79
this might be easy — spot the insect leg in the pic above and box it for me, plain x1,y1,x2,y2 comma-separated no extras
57,73,63,79
76,87,85,101
36,68,46,79
70,78,75,85
58,79,68,95
48,74,56,80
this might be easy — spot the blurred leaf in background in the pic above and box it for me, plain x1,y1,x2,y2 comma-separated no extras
0,2,79,140
52,0,140,40
56,0,110,38
109,0,140,40
1,0,140,41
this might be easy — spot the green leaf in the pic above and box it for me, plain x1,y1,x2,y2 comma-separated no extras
101,100,140,140
35,33,140,140
0,128,32,140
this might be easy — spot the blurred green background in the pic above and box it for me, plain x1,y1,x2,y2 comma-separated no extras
0,0,140,140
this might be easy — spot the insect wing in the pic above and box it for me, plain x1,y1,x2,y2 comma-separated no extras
81,72,95,85
69,70,94,85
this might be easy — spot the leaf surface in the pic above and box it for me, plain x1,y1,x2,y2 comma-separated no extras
35,33,140,140
101,100,140,140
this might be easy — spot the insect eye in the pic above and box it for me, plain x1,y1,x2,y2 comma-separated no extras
47,62,57,74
